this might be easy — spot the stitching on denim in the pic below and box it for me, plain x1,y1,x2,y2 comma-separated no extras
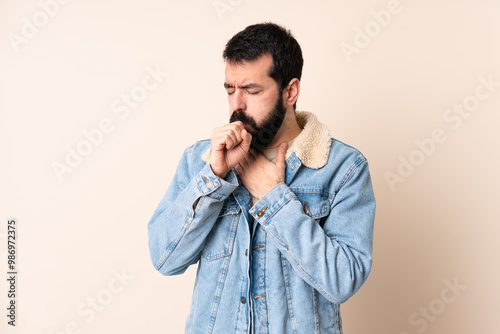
201,212,238,261
285,249,341,304
292,192,332,219
259,195,293,226
257,191,341,303
218,204,241,217
289,188,335,199
338,303,343,333
218,194,240,217
281,256,298,334
233,276,247,333
337,157,366,192
155,200,200,271
206,254,232,333
313,289,320,334
206,188,223,201
335,303,342,334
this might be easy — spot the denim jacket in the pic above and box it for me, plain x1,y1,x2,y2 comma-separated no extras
148,111,376,334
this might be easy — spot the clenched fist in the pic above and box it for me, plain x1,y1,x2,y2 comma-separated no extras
210,121,252,178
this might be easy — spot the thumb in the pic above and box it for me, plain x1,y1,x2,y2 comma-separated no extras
275,142,288,168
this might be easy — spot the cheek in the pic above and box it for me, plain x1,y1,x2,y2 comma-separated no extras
251,94,278,122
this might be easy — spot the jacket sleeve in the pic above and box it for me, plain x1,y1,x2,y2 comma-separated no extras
249,155,375,304
147,146,239,276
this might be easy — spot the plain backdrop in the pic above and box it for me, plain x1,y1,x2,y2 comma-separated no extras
1,0,499,333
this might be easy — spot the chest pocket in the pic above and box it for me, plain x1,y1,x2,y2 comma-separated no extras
201,195,240,261
293,190,332,225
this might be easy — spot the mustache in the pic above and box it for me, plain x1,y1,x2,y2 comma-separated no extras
229,110,259,130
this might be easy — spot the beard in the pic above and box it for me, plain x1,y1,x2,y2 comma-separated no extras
229,94,287,150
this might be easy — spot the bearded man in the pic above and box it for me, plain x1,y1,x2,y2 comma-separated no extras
148,22,376,334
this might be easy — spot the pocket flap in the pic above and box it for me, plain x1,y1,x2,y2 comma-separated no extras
294,191,331,219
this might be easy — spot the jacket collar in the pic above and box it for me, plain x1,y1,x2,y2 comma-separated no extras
202,111,332,169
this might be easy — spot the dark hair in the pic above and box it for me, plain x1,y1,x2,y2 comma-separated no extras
223,22,303,109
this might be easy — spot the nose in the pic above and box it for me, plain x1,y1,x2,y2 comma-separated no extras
229,89,246,112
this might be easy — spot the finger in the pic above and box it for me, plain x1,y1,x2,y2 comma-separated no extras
232,121,245,134
224,134,235,150
227,126,245,150
275,142,288,168
230,124,244,144
240,128,252,152
212,127,228,150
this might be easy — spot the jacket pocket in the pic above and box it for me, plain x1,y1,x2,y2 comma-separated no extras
293,190,331,222
201,196,240,261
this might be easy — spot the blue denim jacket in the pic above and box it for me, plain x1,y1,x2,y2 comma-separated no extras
148,111,376,334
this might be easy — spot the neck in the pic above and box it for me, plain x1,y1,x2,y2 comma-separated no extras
264,108,302,149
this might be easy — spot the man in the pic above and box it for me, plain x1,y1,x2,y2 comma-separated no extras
148,22,375,334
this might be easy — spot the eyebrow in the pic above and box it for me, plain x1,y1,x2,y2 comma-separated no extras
224,82,264,89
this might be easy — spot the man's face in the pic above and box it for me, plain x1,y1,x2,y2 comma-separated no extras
224,54,287,150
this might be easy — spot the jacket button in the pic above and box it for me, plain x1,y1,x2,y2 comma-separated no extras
205,181,213,188
256,210,264,217
240,296,246,304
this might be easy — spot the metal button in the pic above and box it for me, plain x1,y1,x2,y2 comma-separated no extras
256,210,264,217
206,181,213,188
240,296,246,304
253,294,266,299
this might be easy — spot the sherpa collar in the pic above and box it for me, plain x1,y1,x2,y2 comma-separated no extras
201,111,332,169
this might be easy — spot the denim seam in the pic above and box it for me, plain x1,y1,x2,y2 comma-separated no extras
337,158,366,192
201,213,238,261
335,303,341,334
313,289,320,334
285,249,341,304
308,207,330,220
258,195,293,227
154,204,199,271
234,276,247,333
207,177,239,201
281,256,298,334
263,234,270,334
293,191,332,219
258,192,342,304
206,185,224,201
289,188,335,199
207,254,232,333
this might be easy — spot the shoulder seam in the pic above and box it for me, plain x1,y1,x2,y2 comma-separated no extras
337,155,367,191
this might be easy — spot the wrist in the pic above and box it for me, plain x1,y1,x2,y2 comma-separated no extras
210,163,228,179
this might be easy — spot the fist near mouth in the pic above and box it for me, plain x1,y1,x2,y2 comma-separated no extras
209,121,252,179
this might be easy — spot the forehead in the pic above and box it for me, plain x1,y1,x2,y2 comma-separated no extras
224,53,274,84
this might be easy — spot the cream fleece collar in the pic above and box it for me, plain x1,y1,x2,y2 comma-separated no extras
201,111,333,169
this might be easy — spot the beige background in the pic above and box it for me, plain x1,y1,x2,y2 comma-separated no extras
1,0,499,333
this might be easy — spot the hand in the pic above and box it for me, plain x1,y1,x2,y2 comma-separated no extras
210,121,252,178
235,142,288,200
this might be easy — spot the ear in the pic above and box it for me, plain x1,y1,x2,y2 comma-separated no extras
284,78,300,107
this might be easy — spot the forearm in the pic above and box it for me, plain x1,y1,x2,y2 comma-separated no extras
250,164,375,303
148,162,238,275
